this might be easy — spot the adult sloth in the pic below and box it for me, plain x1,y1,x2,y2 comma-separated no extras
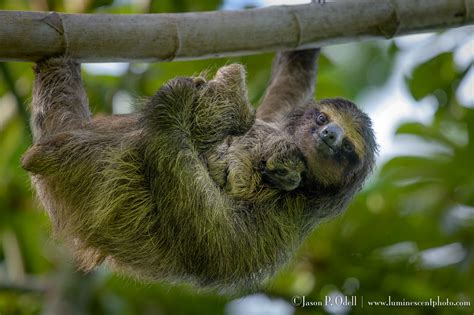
22,50,376,290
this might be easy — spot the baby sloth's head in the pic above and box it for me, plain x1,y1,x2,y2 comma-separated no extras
259,141,306,192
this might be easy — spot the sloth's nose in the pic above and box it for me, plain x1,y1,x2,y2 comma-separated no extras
320,123,344,147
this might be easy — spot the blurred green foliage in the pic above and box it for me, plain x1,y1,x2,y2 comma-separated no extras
0,0,473,314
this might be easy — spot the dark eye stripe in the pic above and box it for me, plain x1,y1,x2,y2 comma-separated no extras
275,169,288,176
316,113,328,125
343,140,354,152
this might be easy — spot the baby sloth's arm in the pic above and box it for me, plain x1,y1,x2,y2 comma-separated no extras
205,138,232,189
205,136,262,201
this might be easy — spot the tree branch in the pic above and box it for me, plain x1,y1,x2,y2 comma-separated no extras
0,0,473,62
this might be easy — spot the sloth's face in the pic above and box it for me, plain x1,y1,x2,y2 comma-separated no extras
294,101,368,187
260,152,306,191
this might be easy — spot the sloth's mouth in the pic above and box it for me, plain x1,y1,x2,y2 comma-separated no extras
312,129,336,155
318,136,335,153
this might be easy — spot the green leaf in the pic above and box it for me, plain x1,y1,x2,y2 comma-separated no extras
380,156,446,182
406,52,457,101
396,122,458,148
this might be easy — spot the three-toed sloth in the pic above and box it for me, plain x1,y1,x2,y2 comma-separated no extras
22,49,376,290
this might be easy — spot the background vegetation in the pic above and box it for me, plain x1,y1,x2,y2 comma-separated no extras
0,0,473,314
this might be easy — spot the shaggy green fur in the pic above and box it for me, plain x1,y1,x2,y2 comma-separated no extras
22,55,377,290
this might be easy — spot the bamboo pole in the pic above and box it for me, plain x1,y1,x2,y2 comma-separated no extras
0,0,473,62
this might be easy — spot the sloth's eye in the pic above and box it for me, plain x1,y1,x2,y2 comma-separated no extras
316,113,328,125
343,141,354,153
275,169,288,176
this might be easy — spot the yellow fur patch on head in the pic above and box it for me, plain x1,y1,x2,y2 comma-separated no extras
294,124,343,186
319,104,365,159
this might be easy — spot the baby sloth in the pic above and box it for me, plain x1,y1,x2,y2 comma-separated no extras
206,121,306,202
